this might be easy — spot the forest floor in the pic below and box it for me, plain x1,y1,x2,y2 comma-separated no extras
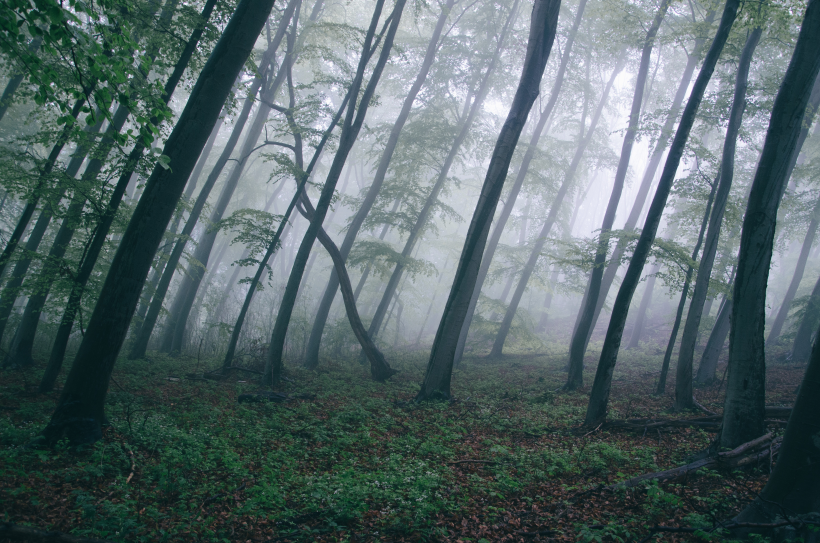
0,342,804,543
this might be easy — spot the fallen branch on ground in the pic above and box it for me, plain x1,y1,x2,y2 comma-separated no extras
447,459,498,465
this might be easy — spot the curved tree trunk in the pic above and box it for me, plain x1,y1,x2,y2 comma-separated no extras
453,0,588,366
674,26,762,411
304,0,456,370
416,0,560,400
264,0,407,387
564,0,670,389
584,0,740,428
37,0,276,443
491,52,625,359
721,2,820,450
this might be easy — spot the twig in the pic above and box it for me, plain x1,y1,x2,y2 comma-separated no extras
125,449,136,484
582,423,603,437
515,529,555,536
447,459,498,465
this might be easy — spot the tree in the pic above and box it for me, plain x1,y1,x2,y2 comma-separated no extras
789,271,820,363
674,25,762,411
36,0,276,444
264,0,408,387
491,51,626,359
584,0,741,428
721,0,820,450
565,0,671,389
416,0,560,401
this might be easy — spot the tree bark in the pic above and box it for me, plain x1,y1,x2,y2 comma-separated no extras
366,1,519,348
789,271,820,364
264,0,407,387
674,26,762,411
304,0,456,370
36,0,275,440
453,0,588,366
492,52,625,360
695,294,731,384
721,0,820,450
584,0,740,427
416,0,560,400
565,0,670,389
0,36,43,122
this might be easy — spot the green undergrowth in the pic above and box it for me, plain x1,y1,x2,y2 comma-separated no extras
0,349,777,542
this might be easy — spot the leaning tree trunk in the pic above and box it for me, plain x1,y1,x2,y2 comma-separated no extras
584,0,740,428
35,0,275,437
695,293,732,384
655,179,717,395
128,0,299,360
304,0,456,370
491,53,625,359
626,262,661,349
769,195,820,343
0,36,42,122
721,1,820,450
452,0,589,366
565,0,670,389
365,1,519,348
789,271,820,364
571,8,717,354
416,0,560,401
264,0,407,387
674,26,762,411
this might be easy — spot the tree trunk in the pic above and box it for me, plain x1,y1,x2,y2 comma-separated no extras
453,0,588,366
303,0,456,370
565,0,670,389
264,0,406,387
768,194,820,343
655,182,717,395
674,26,762,411
584,0,740,428
492,52,625,360
127,0,299,360
366,2,518,348
416,0,560,401
721,1,820,450
35,0,274,437
0,36,42,122
415,255,450,344
626,263,660,349
570,8,717,354
695,294,732,384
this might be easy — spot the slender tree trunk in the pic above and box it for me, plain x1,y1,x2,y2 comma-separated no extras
0,36,43,122
768,195,820,343
674,27,762,411
348,198,401,306
415,255,450,344
789,271,820,363
720,2,820,450
571,8,717,353
656,182,717,395
492,53,625,359
565,0,670,389
626,263,660,349
303,0,466,369
695,294,731,384
127,0,299,360
453,0,588,366
417,0,560,400
264,0,407,386
367,2,518,348
584,0,740,427
36,0,275,443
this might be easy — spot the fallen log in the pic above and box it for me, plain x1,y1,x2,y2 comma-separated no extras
609,434,781,489
0,523,115,543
